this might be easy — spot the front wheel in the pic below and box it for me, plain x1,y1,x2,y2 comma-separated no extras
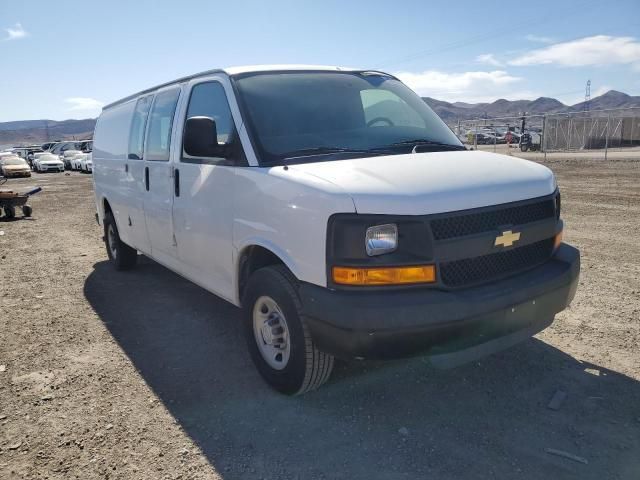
243,266,334,395
104,212,137,270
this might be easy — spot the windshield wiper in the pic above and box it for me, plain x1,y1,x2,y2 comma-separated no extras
384,139,467,152
280,146,387,161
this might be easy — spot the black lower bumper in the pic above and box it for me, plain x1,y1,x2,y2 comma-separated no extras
299,244,580,365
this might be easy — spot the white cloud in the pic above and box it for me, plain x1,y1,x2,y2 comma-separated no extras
4,22,28,41
395,70,530,103
476,53,503,67
65,97,104,112
510,35,640,67
525,34,555,44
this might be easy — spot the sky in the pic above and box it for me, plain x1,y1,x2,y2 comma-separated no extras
1,0,639,122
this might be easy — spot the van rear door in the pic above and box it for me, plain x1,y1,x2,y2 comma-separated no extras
142,87,181,258
93,100,137,247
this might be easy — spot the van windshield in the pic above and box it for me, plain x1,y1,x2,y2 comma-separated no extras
233,71,464,166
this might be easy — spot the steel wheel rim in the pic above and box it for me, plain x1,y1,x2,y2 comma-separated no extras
252,296,291,370
107,224,118,259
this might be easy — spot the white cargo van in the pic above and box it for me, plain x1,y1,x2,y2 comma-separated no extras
92,66,580,395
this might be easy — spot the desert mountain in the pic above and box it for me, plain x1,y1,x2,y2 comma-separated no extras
423,90,640,122
2,91,638,146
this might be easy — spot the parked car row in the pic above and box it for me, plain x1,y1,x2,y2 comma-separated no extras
3,139,93,174
464,128,523,145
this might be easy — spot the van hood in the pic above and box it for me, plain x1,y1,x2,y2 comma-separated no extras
288,150,556,215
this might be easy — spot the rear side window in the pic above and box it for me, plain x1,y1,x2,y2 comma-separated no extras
128,96,153,160
145,89,180,161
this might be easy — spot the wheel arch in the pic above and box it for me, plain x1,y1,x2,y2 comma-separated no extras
98,196,118,230
236,243,300,306
99,196,112,224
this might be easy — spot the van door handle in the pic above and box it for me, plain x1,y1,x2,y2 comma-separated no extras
174,168,180,197
145,167,149,191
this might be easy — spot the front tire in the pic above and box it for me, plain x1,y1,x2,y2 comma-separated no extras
104,212,137,270
243,266,334,395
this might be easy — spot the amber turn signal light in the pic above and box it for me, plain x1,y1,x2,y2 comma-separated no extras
554,230,563,251
332,265,436,286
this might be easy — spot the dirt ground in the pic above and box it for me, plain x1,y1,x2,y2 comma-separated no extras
1,156,639,480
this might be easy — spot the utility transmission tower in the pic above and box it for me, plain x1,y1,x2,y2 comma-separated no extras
584,79,591,114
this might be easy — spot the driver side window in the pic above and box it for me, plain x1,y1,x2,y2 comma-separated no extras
181,81,244,164
361,89,425,129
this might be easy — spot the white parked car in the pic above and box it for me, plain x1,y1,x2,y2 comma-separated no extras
70,153,87,171
62,149,83,169
93,65,580,395
80,153,93,173
31,152,45,171
34,152,64,172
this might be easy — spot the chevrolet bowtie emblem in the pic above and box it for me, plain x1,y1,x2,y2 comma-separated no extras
494,230,521,247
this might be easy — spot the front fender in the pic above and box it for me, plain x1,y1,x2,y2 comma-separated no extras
234,236,303,284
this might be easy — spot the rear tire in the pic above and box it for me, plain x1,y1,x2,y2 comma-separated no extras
243,265,334,395
22,205,32,217
104,212,137,270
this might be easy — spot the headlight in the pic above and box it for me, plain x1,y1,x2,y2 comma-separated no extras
365,224,398,256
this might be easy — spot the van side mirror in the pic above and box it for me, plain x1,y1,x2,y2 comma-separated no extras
183,116,227,158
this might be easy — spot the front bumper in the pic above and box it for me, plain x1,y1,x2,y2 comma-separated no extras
4,170,31,177
42,165,64,171
299,244,580,365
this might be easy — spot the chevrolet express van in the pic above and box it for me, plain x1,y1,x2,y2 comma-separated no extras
92,65,580,395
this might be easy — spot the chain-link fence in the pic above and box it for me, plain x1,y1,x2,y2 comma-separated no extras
451,107,640,159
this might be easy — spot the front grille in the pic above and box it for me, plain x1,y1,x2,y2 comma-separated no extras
431,198,556,240
440,238,555,288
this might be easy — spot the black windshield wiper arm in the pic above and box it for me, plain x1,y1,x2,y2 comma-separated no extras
388,139,466,151
281,147,387,161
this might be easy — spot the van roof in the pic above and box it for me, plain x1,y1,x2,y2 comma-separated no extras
102,65,375,110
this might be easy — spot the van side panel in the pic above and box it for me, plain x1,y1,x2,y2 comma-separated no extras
93,101,136,245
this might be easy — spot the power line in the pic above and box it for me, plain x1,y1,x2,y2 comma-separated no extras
378,25,528,69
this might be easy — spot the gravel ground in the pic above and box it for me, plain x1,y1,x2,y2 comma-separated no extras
1,158,639,480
